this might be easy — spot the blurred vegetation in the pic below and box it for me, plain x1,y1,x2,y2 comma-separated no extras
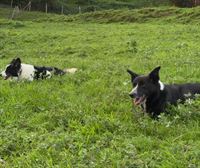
170,0,199,7
0,0,171,14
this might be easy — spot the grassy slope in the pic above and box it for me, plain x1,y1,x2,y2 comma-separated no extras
0,7,200,167
1,6,200,24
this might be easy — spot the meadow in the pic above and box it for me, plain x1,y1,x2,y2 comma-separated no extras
0,7,200,167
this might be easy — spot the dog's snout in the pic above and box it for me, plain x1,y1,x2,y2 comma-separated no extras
129,86,138,98
129,92,137,98
0,71,6,78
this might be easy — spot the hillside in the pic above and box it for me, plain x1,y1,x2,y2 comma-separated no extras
1,0,171,13
1,6,200,24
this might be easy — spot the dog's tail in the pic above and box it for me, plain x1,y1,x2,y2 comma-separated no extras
63,68,78,74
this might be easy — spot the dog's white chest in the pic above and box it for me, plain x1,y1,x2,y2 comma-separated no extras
141,100,146,111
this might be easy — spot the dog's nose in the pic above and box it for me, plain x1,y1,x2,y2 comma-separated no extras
129,92,136,98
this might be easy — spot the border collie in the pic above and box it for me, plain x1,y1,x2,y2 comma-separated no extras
127,66,200,118
0,58,77,81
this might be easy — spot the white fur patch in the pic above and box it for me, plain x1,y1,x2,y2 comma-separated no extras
159,80,165,91
18,64,35,81
1,70,6,78
184,92,192,98
141,99,147,111
129,84,138,95
64,68,78,74
45,70,52,79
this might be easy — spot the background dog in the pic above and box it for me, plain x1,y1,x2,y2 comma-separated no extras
0,58,77,81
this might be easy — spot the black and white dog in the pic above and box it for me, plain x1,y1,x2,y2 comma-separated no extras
127,66,200,117
0,58,77,81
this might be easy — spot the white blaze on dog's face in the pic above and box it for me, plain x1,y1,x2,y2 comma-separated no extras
1,70,6,78
129,84,146,105
129,84,138,98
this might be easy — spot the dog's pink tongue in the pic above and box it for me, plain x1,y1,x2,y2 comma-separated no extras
134,98,141,106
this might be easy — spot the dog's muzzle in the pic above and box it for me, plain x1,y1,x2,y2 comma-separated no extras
129,92,137,98
129,92,146,106
1,72,11,80
0,71,8,80
4,75,10,80
133,96,146,106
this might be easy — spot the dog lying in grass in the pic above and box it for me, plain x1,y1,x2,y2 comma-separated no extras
127,66,200,118
0,57,77,81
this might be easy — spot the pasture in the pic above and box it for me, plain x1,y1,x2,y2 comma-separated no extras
0,8,200,167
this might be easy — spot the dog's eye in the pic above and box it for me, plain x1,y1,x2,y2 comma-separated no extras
133,82,137,86
141,85,146,89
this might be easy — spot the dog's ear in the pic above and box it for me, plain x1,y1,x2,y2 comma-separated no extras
13,58,21,68
127,69,139,81
149,66,161,82
10,58,16,64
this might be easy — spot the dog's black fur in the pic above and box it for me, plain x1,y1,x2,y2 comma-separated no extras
127,66,200,117
33,66,65,80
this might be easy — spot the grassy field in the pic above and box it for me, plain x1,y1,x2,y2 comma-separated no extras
0,7,200,167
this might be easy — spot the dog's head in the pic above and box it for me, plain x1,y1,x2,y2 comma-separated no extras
127,66,164,106
0,58,21,80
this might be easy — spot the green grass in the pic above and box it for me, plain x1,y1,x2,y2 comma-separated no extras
0,7,200,167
